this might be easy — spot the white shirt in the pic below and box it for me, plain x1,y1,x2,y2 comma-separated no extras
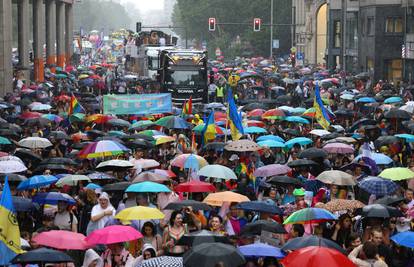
90,204,115,230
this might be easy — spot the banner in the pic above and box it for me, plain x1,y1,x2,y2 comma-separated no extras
103,94,172,115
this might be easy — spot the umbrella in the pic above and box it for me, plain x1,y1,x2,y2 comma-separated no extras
32,230,88,250
257,140,285,148
85,183,102,190
236,201,283,215
285,137,313,148
256,135,285,143
262,108,286,119
243,126,267,134
183,243,245,267
0,160,27,173
41,157,77,166
95,159,134,172
283,208,337,224
390,232,414,249
224,139,260,152
55,174,91,186
0,173,27,182
193,124,225,135
132,171,168,183
203,142,225,151
378,167,414,181
174,180,216,193
384,96,403,104
153,169,176,178
132,158,160,169
280,246,355,267
86,225,143,245
32,192,76,205
198,164,237,180
17,175,57,190
242,102,267,111
375,195,405,206
115,206,165,220
177,230,230,246
165,200,212,211
0,195,38,211
33,164,73,174
88,172,115,180
282,236,345,253
154,136,176,146
126,181,171,193
253,164,291,177
247,109,266,117
11,248,74,265
48,130,69,140
287,159,317,168
354,153,392,165
266,175,303,186
322,199,365,212
284,116,309,124
142,256,183,267
358,176,398,195
356,97,376,103
384,109,411,120
18,137,52,149
0,136,12,145
78,140,129,159
310,129,331,136
395,133,414,142
360,204,404,218
107,118,131,128
203,191,250,206
299,148,328,159
241,220,287,235
102,181,131,192
171,154,208,169
155,115,190,129
323,143,354,154
130,120,155,130
239,243,285,258
316,170,356,186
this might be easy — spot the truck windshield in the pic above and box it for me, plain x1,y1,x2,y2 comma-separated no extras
168,70,204,86
148,57,159,70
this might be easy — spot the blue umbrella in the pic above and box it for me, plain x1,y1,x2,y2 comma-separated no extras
256,135,285,143
243,126,267,134
17,175,58,191
358,176,398,196
354,153,392,165
85,183,102,190
285,137,313,148
32,192,76,205
184,154,201,170
391,231,414,248
356,97,376,103
236,201,283,215
395,133,414,142
257,140,285,148
284,116,310,124
292,107,306,114
239,243,285,258
125,181,171,193
87,172,115,180
79,78,94,87
384,96,402,104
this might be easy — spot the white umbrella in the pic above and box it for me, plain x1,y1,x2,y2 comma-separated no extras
400,101,414,113
31,104,52,111
316,170,356,186
198,164,237,180
18,137,52,149
309,129,331,136
55,174,91,187
0,156,24,164
0,160,27,173
96,159,133,169
133,159,160,169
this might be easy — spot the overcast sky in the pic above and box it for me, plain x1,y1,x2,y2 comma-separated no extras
120,0,164,11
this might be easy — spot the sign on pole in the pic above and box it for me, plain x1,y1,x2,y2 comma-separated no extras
272,39,279,49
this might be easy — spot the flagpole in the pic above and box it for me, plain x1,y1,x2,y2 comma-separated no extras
225,103,230,143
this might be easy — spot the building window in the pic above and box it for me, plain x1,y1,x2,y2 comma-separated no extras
367,58,374,72
367,17,374,36
386,59,402,82
346,13,358,50
385,17,403,33
334,20,341,48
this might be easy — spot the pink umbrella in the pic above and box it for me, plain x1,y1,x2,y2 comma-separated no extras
86,225,143,245
323,143,354,154
253,164,291,177
132,171,168,183
153,169,176,178
32,230,88,250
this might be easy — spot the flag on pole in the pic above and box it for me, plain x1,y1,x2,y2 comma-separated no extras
201,112,216,143
182,96,193,115
0,176,23,264
313,83,331,130
227,88,244,140
69,94,85,115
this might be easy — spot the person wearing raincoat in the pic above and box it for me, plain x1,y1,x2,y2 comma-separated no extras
82,249,103,267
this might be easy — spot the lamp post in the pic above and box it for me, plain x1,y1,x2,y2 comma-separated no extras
270,0,274,59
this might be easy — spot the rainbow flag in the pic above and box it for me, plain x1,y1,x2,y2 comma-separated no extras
69,94,85,115
0,176,23,264
182,96,193,115
313,83,331,130
201,111,216,143
227,87,244,140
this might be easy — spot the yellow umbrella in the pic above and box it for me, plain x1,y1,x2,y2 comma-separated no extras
203,191,250,206
78,74,89,79
155,136,175,146
115,206,165,221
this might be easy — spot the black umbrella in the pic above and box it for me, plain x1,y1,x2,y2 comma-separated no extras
24,117,50,127
122,134,155,142
384,109,411,120
275,95,292,104
359,204,404,218
266,175,303,186
0,173,27,182
0,128,20,138
33,164,73,174
48,130,69,140
236,201,283,215
12,196,39,211
282,236,346,254
374,136,399,148
241,220,287,235
203,142,225,151
241,102,267,111
11,248,73,265
177,230,230,246
102,181,131,192
107,118,131,128
375,196,406,206
282,128,300,136
14,148,42,162
320,133,340,141
127,139,155,149
298,148,328,159
183,243,245,267
86,130,106,139
287,159,318,168
164,200,212,211
40,157,77,166
349,118,377,132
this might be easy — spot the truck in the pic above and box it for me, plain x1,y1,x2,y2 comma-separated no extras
157,49,208,105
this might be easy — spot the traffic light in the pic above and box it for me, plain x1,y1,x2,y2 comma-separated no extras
253,18,261,32
136,22,142,33
209,18,216,31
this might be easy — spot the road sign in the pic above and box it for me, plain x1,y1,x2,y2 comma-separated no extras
296,52,304,60
272,39,279,49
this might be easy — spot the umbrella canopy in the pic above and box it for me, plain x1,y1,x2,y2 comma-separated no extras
107,118,131,128
55,174,91,186
32,230,88,250
183,243,245,267
282,236,345,253
11,248,74,265
32,192,76,205
375,195,406,206
384,109,411,120
0,160,27,173
174,180,216,193
284,116,309,124
170,154,208,169
18,137,52,149
132,158,160,169
239,243,285,258
164,200,212,211
126,181,171,193
86,225,143,245
354,153,392,165
177,230,230,246
224,139,260,152
256,135,285,143
203,191,250,206
280,246,355,267
253,164,291,177
198,164,237,180
141,256,183,267
287,159,317,168
360,204,404,218
285,137,313,148
0,174,27,183
155,115,190,129
115,206,165,220
17,175,58,190
132,171,169,183
102,181,131,192
378,167,414,181
88,172,115,180
130,120,155,130
323,143,354,154
390,232,414,249
358,176,398,195
322,199,365,212
257,140,285,148
243,126,267,134
316,170,356,186
299,148,328,159
241,220,287,235
78,140,129,159
284,208,337,224
266,175,303,186
96,159,134,172
236,201,283,215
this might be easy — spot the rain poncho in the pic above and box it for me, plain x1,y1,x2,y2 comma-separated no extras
82,249,103,267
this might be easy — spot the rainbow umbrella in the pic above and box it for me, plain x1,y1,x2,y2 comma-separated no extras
284,208,337,224
155,136,176,145
138,130,166,137
78,140,129,159
42,114,63,123
193,124,224,134
171,153,208,169
86,114,114,124
303,107,316,117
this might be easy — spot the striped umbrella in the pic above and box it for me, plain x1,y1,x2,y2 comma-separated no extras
284,208,337,224
77,140,129,159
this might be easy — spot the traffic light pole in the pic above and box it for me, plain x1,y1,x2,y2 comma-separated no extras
141,25,188,49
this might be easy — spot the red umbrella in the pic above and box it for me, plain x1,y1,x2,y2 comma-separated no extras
262,109,286,119
214,112,227,120
247,109,265,117
20,112,42,120
55,95,71,102
175,180,216,193
86,225,143,246
90,74,102,80
280,246,356,267
246,120,265,127
32,230,88,250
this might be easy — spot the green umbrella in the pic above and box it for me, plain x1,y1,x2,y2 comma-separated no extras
108,131,126,137
55,73,68,79
283,208,337,224
379,167,414,181
69,113,85,123
155,115,190,129
0,136,12,145
129,120,155,130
